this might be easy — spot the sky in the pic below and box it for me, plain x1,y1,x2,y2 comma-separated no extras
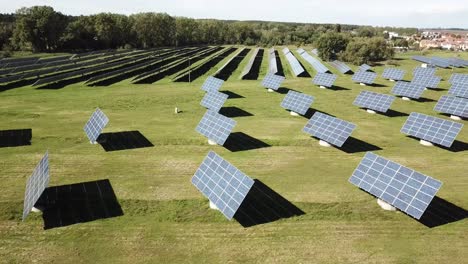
1,0,468,29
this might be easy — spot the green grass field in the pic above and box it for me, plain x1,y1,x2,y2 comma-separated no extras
1,48,467,263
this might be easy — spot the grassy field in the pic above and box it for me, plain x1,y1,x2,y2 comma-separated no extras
0,48,467,263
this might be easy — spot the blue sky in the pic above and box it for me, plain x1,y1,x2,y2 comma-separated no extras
2,0,468,28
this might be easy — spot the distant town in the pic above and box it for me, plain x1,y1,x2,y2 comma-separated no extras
385,29,468,51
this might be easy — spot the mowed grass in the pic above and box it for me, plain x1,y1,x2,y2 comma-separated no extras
0,48,467,264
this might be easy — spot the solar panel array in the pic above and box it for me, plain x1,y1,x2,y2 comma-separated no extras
434,95,468,118
201,76,225,92
349,152,442,219
401,112,464,148
268,48,278,74
353,91,396,113
200,91,229,112
352,71,377,84
84,108,109,143
297,50,329,73
391,81,426,99
261,73,285,91
329,60,352,74
22,151,50,221
191,151,254,220
280,90,315,115
303,112,356,147
449,73,468,84
448,82,468,99
283,48,305,76
312,73,337,88
359,64,372,72
382,68,405,81
411,74,441,88
413,67,436,77
430,57,451,68
196,110,236,145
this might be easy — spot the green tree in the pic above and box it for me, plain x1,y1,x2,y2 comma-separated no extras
131,13,175,48
340,37,394,65
315,32,349,61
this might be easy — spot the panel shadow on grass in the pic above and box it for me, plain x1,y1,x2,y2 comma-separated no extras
223,132,271,152
274,50,285,77
417,196,468,228
234,180,305,227
384,109,408,118
406,136,467,152
97,131,154,152
339,137,382,153
328,85,350,91
220,90,244,99
0,129,32,148
219,107,253,118
276,87,299,94
36,179,123,230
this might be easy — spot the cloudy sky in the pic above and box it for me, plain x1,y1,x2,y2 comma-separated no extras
2,0,468,28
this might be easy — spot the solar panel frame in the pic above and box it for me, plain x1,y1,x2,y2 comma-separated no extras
195,110,236,145
280,90,315,115
382,68,405,81
411,74,441,88
83,108,109,143
448,82,468,99
353,91,396,113
329,60,352,74
303,112,356,147
261,73,285,91
391,81,426,99
352,71,377,84
312,72,337,88
191,151,254,220
200,91,229,112
22,151,50,221
401,112,464,148
349,152,442,219
297,50,329,73
433,95,468,118
201,76,225,92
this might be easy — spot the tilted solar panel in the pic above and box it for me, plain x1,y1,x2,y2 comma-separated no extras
353,91,395,113
298,50,329,73
413,67,436,77
281,90,315,115
448,82,468,99
449,73,468,84
329,60,352,74
391,81,426,99
411,74,441,88
23,151,50,221
200,91,229,112
349,152,442,219
283,49,305,76
352,71,377,84
401,112,464,147
303,112,356,147
195,110,236,145
191,151,254,220
312,72,337,88
261,73,285,91
382,68,405,81
269,48,278,74
434,95,468,118
201,76,225,93
359,64,372,72
84,108,109,143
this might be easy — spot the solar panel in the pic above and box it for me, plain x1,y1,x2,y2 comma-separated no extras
297,50,329,73
448,82,468,99
413,67,436,77
449,73,468,84
261,73,285,91
311,49,318,55
352,71,377,85
303,112,356,147
434,95,468,118
382,68,405,81
411,74,441,88
84,108,109,143
349,152,442,219
200,91,229,112
283,48,305,76
201,76,225,92
412,55,433,65
22,151,50,221
401,112,464,148
280,90,315,115
359,64,372,72
195,110,236,145
312,72,337,88
268,48,278,74
353,91,396,113
191,151,254,220
329,60,352,74
391,81,426,99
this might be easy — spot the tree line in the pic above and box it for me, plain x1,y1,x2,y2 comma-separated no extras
0,6,417,64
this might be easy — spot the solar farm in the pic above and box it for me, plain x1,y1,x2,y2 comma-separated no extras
1,46,467,263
